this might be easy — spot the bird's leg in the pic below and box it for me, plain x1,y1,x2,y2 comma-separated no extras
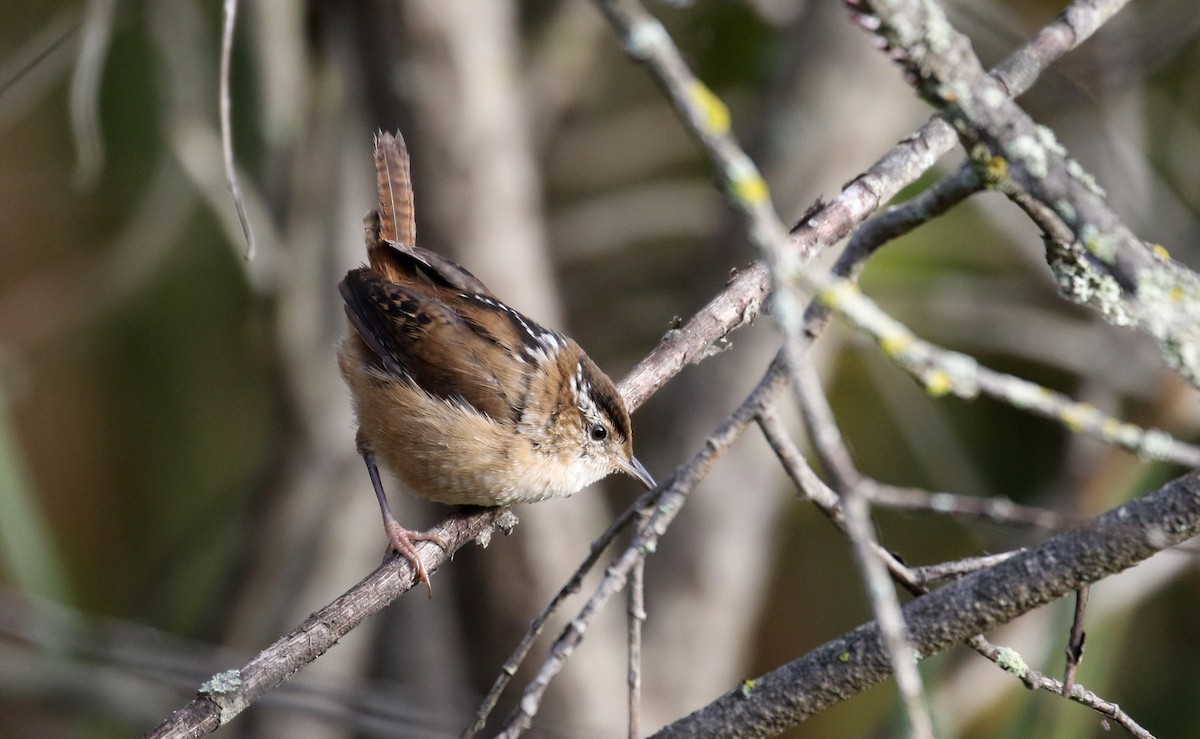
361,451,449,598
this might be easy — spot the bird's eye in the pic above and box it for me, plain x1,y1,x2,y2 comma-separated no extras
589,423,608,441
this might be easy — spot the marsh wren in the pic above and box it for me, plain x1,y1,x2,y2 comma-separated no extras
337,131,654,595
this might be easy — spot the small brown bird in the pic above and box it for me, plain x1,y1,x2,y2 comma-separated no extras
337,131,654,595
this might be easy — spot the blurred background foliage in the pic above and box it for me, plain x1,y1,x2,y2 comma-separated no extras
1,0,1199,737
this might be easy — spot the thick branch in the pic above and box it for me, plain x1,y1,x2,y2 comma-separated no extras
654,472,1200,737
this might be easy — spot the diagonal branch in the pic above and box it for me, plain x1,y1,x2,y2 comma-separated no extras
653,471,1200,737
758,381,1156,737
141,509,512,738
795,359,935,734
850,0,1200,388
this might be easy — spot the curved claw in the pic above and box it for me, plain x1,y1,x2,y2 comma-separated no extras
384,520,447,598
362,450,448,598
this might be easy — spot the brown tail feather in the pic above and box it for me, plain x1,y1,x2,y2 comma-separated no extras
373,130,416,249
367,130,490,297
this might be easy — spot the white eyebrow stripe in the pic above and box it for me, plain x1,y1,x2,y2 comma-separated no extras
573,361,600,420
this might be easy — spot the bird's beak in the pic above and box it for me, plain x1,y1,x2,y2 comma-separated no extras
617,456,656,490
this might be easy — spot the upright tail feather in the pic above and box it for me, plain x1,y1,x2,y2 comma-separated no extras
373,130,417,249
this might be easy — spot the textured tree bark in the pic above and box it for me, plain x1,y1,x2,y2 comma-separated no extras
654,471,1200,737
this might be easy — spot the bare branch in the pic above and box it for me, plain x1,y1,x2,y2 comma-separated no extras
627,556,646,739
840,487,934,739
820,280,1200,467
777,361,933,734
908,552,1021,586
793,359,860,491
653,471,1200,737
1062,585,1090,697
761,378,933,736
460,495,655,738
863,481,1073,531
969,637,1154,739
802,164,984,337
619,1,1130,410
757,394,1152,737
140,508,513,739
756,408,920,595
850,0,1200,387
599,0,1200,470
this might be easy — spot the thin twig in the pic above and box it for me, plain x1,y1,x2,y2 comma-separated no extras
969,635,1152,739
1063,585,1090,697
759,391,1149,736
803,164,984,337
756,408,919,595
793,359,860,490
459,495,655,738
147,2,275,290
599,0,1200,470
840,473,935,738
0,9,79,106
909,552,1021,586
862,480,1073,531
219,0,255,261
771,365,933,736
627,555,646,739
820,279,1200,468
